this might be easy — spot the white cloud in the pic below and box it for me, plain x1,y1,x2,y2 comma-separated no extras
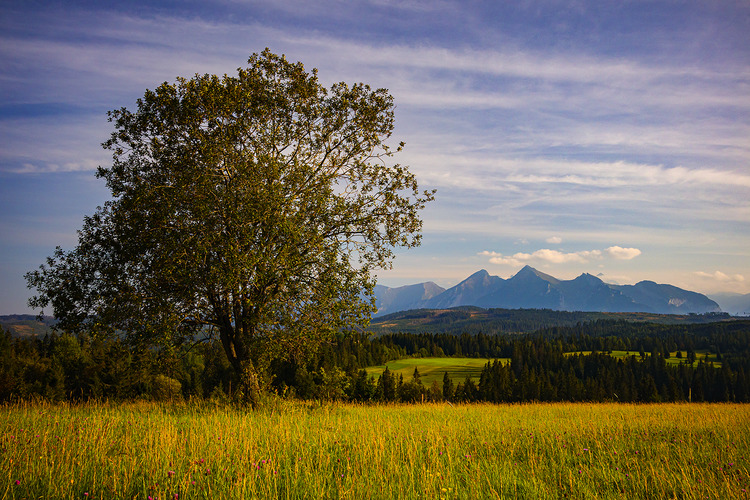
479,251,520,266
546,236,562,244
605,246,642,260
480,246,641,266
480,248,604,266
695,271,745,283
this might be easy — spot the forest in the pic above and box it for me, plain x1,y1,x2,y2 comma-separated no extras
1,317,749,404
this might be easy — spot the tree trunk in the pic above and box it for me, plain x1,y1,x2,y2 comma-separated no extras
241,359,264,407
216,314,263,408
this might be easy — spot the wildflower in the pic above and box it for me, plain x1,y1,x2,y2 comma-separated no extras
14,480,20,486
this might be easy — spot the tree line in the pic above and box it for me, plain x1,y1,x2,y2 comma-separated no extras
1,319,748,403
368,307,732,336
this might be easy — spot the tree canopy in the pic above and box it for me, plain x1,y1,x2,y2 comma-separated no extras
26,49,434,403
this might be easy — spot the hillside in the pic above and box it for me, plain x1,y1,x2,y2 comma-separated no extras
0,314,55,337
367,307,732,336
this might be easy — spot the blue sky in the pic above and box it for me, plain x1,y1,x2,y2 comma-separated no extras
1,0,749,315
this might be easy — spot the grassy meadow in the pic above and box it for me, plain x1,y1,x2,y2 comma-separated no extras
2,401,749,499
565,350,721,367
364,350,719,388
365,357,502,385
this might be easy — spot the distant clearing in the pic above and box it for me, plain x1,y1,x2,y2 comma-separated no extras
366,350,722,388
565,350,721,367
365,357,507,385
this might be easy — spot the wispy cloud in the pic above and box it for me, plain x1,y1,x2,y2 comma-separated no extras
1,0,749,313
695,271,745,283
409,155,750,191
294,35,750,87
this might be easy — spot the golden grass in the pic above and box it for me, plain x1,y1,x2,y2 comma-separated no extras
1,400,748,499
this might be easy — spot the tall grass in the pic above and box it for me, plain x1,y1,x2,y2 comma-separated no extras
1,400,748,499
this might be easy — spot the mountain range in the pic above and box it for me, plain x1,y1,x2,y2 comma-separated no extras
373,266,724,316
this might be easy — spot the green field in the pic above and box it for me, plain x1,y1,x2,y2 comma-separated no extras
566,350,722,367
366,351,721,388
365,357,507,385
1,401,749,499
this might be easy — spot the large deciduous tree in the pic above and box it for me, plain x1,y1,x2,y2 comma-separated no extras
26,50,434,404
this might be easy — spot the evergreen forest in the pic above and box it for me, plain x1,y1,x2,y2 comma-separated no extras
1,315,749,404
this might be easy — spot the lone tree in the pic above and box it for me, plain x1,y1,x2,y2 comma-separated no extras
26,50,434,404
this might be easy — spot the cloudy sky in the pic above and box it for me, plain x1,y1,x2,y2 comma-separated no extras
1,0,749,314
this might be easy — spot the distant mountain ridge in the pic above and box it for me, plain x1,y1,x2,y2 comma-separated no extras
374,266,722,316
373,282,446,316
709,293,750,316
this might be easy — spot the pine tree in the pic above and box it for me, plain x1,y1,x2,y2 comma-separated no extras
442,371,454,401
413,366,422,385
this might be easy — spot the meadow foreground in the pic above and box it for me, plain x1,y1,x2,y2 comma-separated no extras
1,401,748,499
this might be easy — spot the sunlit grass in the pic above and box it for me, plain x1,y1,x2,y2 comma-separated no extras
1,400,749,499
365,357,507,385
